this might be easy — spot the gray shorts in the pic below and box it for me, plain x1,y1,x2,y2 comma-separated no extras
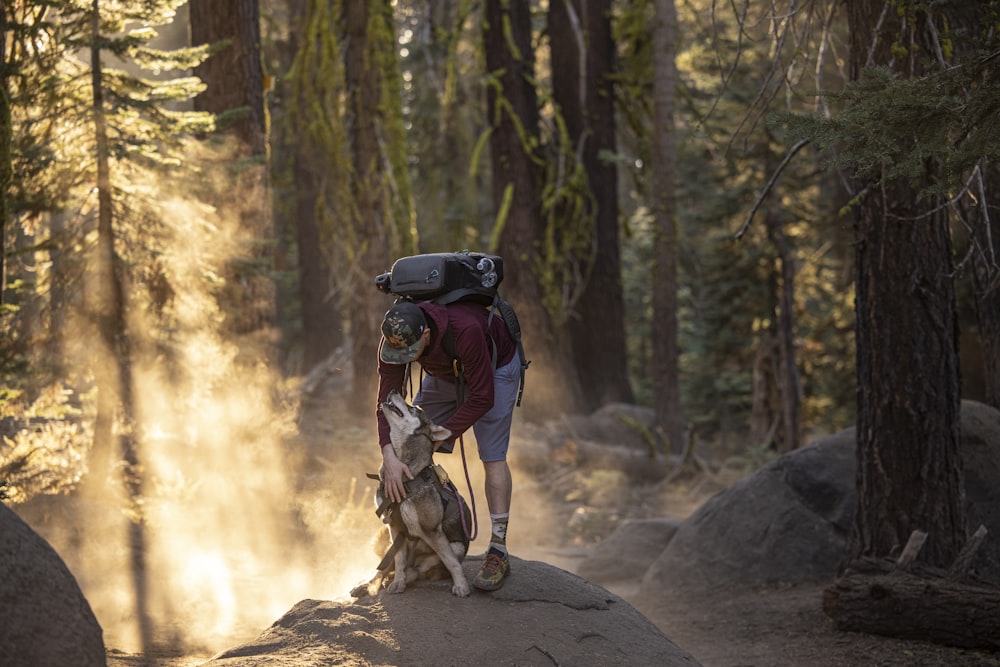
415,355,520,463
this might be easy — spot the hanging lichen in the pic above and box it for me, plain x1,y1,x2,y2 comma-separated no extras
372,0,416,256
476,5,597,327
285,0,415,283
536,93,597,325
284,0,356,304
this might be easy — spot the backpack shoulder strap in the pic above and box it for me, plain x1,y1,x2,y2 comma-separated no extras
492,295,529,407
441,320,466,406
441,319,456,358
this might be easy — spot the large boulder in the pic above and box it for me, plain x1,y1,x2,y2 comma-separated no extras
0,502,106,667
959,400,1000,576
576,518,681,587
205,556,700,666
641,400,1000,593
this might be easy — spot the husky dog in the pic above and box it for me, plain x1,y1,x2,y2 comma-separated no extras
353,390,472,598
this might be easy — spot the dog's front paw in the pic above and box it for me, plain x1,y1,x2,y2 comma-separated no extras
452,578,471,597
350,573,385,598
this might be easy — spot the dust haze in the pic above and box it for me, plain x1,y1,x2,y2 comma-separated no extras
10,156,563,657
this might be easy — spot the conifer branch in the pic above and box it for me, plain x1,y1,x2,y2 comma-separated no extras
734,138,810,240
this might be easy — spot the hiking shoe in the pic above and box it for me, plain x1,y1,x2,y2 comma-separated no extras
473,547,510,591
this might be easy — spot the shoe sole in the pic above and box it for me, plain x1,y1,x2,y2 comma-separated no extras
473,576,507,591
473,560,510,591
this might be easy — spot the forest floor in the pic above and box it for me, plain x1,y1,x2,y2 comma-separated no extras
630,578,1000,667
101,389,1000,667
104,476,1000,667
105,578,1000,667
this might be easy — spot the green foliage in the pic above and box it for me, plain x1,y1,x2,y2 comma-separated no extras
5,1,87,215
1,0,242,504
283,0,414,303
610,0,654,162
375,0,416,255
776,55,1000,196
536,104,597,325
677,228,768,437
283,0,354,284
0,0,887,484
0,328,30,413
615,0,858,448
8,0,214,216
395,1,487,252
0,383,90,504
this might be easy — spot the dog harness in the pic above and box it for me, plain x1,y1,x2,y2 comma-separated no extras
368,466,439,520
367,465,470,572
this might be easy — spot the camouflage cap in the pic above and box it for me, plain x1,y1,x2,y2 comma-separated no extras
379,301,428,364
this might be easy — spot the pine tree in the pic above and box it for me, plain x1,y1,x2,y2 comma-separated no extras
5,0,212,652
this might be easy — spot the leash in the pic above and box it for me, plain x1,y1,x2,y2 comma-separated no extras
367,454,477,571
369,466,440,572
457,433,478,542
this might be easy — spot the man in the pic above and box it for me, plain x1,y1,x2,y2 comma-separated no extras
376,299,519,591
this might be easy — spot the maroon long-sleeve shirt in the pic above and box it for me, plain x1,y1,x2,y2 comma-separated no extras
376,300,516,449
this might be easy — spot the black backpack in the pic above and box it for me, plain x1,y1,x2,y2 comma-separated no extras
375,252,529,406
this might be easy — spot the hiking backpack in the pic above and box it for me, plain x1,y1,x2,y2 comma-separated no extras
375,252,529,406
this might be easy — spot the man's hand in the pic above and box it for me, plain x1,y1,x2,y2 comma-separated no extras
381,445,413,504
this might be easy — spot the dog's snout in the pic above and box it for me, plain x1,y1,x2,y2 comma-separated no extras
381,393,405,418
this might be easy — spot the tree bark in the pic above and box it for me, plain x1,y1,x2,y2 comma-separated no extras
293,151,342,372
279,0,343,373
483,0,584,420
0,2,9,307
846,0,966,571
824,568,1000,650
549,0,634,412
825,529,1000,652
852,178,965,566
748,331,780,448
190,0,267,155
651,0,684,453
189,0,275,343
764,198,801,452
343,0,392,413
969,169,1000,410
88,1,152,655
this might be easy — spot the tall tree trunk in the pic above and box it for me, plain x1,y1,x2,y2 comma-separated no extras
293,135,341,372
0,2,10,307
748,329,780,447
969,169,1000,410
46,210,70,369
549,0,633,412
189,0,275,345
88,1,152,655
190,0,267,154
281,0,342,373
651,0,683,453
408,1,482,252
845,3,966,568
765,199,802,452
343,0,391,413
484,0,583,420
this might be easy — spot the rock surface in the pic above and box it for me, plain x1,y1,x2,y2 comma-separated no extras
629,400,1000,594
0,502,106,667
205,555,700,667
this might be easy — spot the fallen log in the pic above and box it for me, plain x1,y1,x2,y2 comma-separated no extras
823,526,1000,651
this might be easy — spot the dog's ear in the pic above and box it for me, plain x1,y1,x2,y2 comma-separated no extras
429,424,452,444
